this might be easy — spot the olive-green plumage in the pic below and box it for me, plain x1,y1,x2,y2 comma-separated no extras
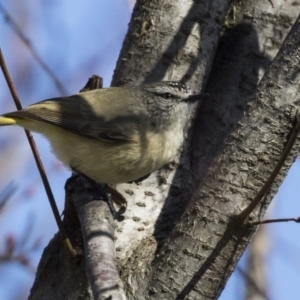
0,82,199,184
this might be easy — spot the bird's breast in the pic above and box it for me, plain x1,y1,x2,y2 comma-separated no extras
28,121,184,184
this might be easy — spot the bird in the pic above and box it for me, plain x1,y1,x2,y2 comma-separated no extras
0,82,200,185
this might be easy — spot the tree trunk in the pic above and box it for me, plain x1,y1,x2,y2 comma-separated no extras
29,0,300,299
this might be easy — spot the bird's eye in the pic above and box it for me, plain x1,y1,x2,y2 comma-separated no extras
162,92,173,99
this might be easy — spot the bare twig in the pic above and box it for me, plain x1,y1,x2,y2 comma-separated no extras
250,217,300,226
0,48,76,257
237,114,300,223
0,3,68,95
0,228,42,273
237,267,270,300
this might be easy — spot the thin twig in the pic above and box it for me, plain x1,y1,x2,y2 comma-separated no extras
0,183,16,212
0,48,76,257
250,217,300,226
0,3,68,95
237,267,270,300
237,113,300,223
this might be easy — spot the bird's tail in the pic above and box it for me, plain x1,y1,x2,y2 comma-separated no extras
0,116,17,126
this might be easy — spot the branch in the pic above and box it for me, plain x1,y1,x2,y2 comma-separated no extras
148,12,300,300
250,217,300,226
0,49,76,257
0,3,68,95
70,176,126,300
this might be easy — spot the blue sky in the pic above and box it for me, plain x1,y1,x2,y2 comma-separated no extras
0,1,299,299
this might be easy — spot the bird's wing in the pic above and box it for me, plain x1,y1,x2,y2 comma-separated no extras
3,92,139,142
